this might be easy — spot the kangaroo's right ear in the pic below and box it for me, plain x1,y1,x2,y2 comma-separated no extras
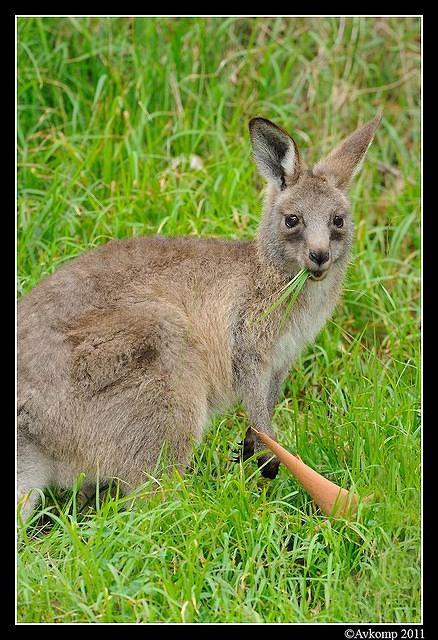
312,113,382,190
249,117,301,189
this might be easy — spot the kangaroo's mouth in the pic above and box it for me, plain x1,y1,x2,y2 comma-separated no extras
309,270,328,281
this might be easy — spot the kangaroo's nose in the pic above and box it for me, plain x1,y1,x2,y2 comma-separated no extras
309,250,330,266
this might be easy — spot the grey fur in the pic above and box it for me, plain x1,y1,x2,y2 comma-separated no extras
17,114,380,516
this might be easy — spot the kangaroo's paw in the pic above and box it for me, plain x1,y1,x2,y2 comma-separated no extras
258,453,280,479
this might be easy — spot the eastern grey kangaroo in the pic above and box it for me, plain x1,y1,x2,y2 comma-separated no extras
17,114,381,516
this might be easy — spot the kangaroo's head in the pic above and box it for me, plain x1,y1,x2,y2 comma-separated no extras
250,114,381,280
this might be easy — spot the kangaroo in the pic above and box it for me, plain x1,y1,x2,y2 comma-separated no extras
17,114,381,517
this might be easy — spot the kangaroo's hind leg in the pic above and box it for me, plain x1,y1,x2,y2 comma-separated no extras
66,300,210,492
84,370,210,493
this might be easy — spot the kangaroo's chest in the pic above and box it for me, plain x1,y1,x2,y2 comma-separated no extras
269,277,340,375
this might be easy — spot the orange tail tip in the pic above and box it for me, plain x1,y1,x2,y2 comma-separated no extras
251,427,372,519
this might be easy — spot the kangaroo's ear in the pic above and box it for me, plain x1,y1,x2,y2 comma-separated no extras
249,117,301,189
313,113,382,191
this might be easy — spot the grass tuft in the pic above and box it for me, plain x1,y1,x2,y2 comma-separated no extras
258,269,310,324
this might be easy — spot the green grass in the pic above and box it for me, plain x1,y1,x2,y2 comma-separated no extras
17,16,421,623
258,268,310,325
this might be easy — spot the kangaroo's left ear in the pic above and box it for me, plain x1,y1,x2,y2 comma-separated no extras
249,117,301,189
313,113,382,191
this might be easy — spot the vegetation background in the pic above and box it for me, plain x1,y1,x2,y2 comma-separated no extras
17,16,421,623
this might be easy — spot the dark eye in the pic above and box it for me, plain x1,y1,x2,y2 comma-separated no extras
333,215,344,228
285,215,299,228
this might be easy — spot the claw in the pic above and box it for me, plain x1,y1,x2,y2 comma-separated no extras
230,442,243,463
231,435,256,463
